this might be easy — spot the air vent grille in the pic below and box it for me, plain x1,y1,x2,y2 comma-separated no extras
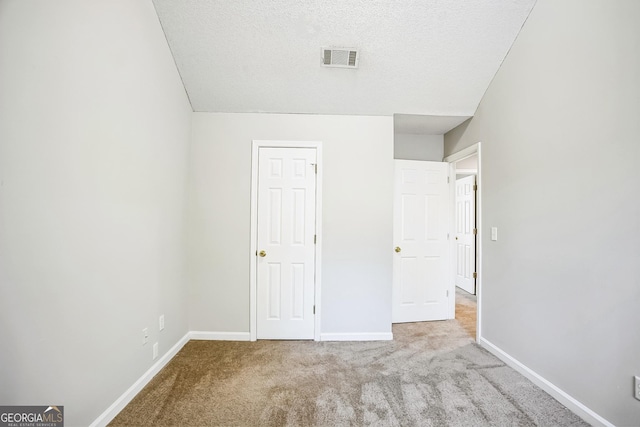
321,47,359,69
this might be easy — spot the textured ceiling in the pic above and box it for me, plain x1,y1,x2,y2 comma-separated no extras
153,0,536,125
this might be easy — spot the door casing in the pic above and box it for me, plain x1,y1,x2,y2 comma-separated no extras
250,140,323,341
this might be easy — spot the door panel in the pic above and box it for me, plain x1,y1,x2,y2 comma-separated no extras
393,160,450,323
455,175,476,294
257,147,316,339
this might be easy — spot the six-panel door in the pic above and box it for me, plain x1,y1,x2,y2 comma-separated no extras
256,147,317,339
392,160,450,323
455,175,476,294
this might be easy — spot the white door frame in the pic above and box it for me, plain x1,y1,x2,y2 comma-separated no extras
444,142,482,341
250,140,323,341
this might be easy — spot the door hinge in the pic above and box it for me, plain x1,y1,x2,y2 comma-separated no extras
314,235,317,244
446,290,449,297
447,176,450,184
473,184,478,191
313,305,316,314
473,272,477,279
314,164,318,174
473,228,477,235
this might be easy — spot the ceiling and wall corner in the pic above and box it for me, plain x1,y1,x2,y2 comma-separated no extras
392,114,470,161
152,0,536,127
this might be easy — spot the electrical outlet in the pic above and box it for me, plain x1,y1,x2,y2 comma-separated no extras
491,227,498,241
142,328,149,345
159,315,165,331
635,376,640,401
153,342,158,360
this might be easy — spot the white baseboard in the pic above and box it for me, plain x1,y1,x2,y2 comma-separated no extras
89,332,190,427
320,332,393,341
479,337,614,427
189,331,251,341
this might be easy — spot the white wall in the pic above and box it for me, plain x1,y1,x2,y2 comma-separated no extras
444,0,640,425
454,153,478,171
0,1,192,425
394,133,444,161
188,113,394,336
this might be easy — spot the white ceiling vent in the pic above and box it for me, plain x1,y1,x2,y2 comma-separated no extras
321,47,359,69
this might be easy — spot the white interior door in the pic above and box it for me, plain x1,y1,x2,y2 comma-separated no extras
392,160,451,323
256,147,316,339
455,175,476,294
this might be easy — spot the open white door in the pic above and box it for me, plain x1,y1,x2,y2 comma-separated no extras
455,175,477,294
392,160,451,323
256,147,317,339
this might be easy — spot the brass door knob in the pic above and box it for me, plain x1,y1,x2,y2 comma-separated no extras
394,247,401,253
259,250,267,257
455,236,458,240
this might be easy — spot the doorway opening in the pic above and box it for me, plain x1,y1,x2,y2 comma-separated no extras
444,143,482,341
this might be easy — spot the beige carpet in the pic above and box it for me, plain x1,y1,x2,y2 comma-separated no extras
110,318,587,426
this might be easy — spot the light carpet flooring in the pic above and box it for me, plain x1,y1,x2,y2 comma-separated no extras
110,304,588,426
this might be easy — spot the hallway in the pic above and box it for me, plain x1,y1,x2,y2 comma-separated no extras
456,287,477,339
